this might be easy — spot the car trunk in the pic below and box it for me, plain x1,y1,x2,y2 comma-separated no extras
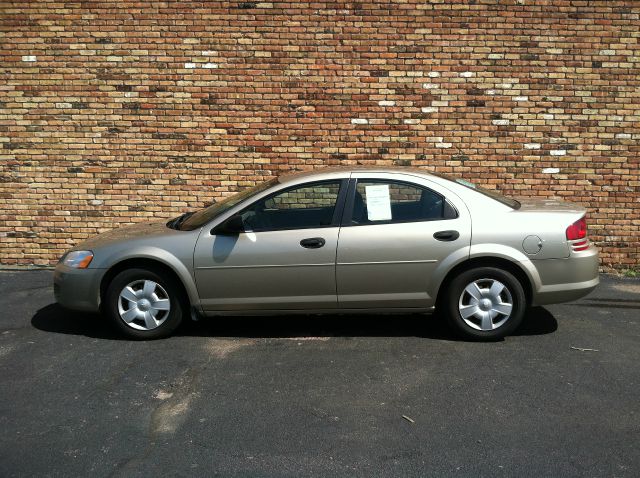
514,197,587,215
507,198,589,259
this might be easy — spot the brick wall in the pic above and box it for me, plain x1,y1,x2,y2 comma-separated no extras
1,0,638,271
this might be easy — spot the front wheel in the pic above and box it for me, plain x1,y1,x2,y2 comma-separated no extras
104,268,185,339
444,267,526,341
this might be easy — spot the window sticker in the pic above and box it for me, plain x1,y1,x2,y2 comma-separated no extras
365,184,392,221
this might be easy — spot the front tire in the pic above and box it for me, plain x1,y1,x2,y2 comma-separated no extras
104,268,185,339
444,267,526,341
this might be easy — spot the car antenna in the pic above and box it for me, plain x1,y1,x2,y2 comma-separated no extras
453,143,468,164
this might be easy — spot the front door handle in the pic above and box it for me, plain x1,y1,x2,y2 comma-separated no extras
433,230,459,242
300,237,326,249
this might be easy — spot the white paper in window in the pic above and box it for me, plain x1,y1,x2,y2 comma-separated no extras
365,184,392,221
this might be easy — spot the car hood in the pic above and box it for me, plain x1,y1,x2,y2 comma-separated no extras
73,221,177,251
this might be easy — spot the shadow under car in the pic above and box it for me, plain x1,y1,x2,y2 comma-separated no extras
31,304,558,342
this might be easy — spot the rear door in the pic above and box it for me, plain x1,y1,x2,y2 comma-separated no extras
336,173,471,309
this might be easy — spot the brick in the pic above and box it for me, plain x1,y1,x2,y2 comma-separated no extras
0,1,637,272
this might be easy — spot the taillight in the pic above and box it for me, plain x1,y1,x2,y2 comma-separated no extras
566,216,589,251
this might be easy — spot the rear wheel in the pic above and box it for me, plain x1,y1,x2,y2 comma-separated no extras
104,268,185,339
444,267,526,340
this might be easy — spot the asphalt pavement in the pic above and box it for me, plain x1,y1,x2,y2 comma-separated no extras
0,270,638,477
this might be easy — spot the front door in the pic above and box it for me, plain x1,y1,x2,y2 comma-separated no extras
194,180,346,311
336,175,471,309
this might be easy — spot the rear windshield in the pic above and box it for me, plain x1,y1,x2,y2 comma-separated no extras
431,172,520,209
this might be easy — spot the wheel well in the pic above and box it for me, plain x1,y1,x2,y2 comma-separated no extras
100,258,191,309
435,257,533,308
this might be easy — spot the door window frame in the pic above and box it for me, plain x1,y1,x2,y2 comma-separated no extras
340,178,458,227
235,179,349,233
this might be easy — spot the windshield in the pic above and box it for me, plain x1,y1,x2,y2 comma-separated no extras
431,172,520,209
177,178,278,231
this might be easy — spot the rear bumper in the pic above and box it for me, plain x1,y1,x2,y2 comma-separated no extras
530,246,599,306
53,264,106,312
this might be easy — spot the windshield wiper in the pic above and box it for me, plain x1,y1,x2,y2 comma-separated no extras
167,211,194,230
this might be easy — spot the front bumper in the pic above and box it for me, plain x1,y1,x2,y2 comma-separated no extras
53,263,106,312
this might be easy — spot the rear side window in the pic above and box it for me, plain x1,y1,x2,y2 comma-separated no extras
350,180,457,225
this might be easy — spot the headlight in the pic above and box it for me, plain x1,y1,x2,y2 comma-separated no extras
62,250,94,269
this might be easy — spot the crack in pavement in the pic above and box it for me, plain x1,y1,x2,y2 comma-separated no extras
109,337,255,476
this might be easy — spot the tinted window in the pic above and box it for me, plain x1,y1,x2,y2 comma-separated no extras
178,178,278,230
350,180,452,225
241,181,342,231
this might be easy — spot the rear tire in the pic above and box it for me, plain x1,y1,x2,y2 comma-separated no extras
104,267,185,340
444,267,526,341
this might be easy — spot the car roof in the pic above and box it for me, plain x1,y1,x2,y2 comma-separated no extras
277,166,437,184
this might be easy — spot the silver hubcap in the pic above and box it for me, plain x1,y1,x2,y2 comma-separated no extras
117,280,171,331
458,278,513,331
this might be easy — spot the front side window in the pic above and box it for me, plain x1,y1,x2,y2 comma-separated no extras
350,180,454,225
178,178,279,231
241,181,342,231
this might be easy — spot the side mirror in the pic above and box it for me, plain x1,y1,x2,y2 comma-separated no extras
212,214,244,235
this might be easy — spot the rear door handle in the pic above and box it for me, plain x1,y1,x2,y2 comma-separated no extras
433,230,459,242
300,237,326,249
